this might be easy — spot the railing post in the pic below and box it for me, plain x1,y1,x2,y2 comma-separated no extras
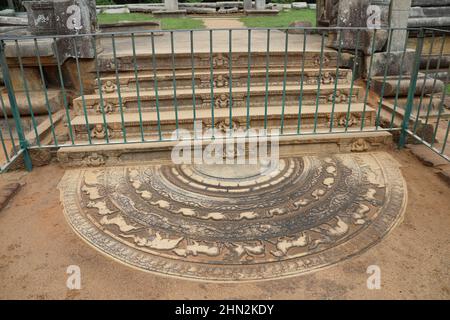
399,28,424,148
0,41,32,171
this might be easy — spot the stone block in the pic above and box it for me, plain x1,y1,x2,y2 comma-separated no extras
292,2,308,9
410,6,450,17
243,0,253,11
184,7,216,14
0,9,16,17
408,16,450,28
245,9,279,16
308,4,316,9
255,0,266,10
326,0,390,53
327,29,389,55
153,10,187,18
411,0,450,6
371,76,445,97
103,8,130,14
23,0,98,59
364,50,416,78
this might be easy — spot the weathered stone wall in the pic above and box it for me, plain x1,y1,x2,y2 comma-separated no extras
408,0,450,28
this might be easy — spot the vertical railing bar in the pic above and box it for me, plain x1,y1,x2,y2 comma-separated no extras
190,30,197,138
330,29,343,132
389,30,410,129
360,29,377,131
111,34,127,143
297,31,307,134
246,29,252,131
280,30,289,134
313,32,326,133
422,34,446,131
34,38,58,146
413,31,436,134
440,120,449,154
228,29,233,133
72,37,92,144
0,129,9,162
15,40,40,146
375,28,394,130
264,29,270,130
170,31,179,139
151,31,162,141
399,28,424,148
0,93,17,153
52,37,74,145
345,30,361,132
0,40,32,170
209,29,215,138
131,33,145,142
430,63,450,147
91,35,109,144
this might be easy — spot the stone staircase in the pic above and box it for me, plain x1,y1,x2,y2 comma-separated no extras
58,48,392,166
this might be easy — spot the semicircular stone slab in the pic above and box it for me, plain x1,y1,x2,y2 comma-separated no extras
58,152,407,282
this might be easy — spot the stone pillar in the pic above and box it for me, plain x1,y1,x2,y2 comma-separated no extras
389,0,412,51
255,0,266,10
244,0,253,11
23,0,98,60
164,0,179,11
326,0,391,54
153,0,186,17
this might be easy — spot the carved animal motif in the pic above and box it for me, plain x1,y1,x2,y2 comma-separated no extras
238,211,257,220
100,215,138,232
87,201,114,215
293,199,309,208
150,200,171,210
173,241,220,257
175,208,197,217
123,232,183,250
231,242,265,258
203,212,226,220
271,233,309,257
81,185,102,200
319,217,349,237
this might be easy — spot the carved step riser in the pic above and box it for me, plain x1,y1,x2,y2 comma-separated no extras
74,88,362,116
73,112,375,141
98,52,338,73
97,70,352,94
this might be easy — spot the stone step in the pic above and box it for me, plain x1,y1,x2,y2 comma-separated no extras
56,130,393,167
97,51,338,73
71,103,375,141
96,67,352,93
74,84,363,115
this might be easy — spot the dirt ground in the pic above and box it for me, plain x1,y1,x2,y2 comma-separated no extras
0,149,449,300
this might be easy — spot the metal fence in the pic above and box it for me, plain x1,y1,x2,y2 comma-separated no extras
0,26,448,172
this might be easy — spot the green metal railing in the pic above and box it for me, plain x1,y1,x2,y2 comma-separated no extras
0,26,448,172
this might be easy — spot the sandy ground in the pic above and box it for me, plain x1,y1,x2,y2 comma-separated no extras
0,149,449,300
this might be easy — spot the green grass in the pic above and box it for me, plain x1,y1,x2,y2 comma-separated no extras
97,13,204,30
240,9,316,28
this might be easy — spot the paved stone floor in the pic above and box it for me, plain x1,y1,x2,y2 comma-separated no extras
99,29,329,56
0,149,449,299
58,152,406,282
